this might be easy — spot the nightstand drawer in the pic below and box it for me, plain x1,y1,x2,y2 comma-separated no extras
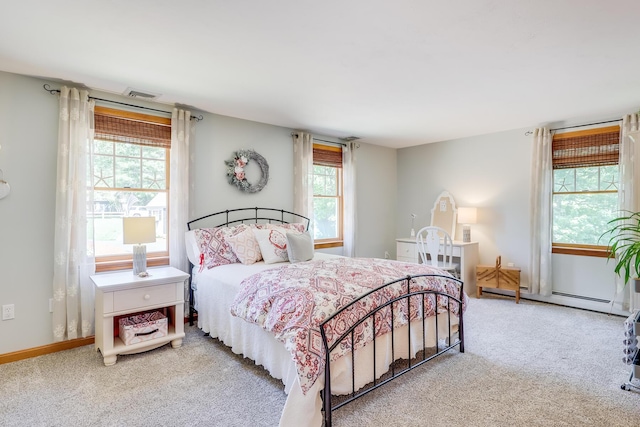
397,242,417,260
113,283,176,312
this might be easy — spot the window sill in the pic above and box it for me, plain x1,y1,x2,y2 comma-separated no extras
315,241,343,250
95,256,170,273
552,245,611,258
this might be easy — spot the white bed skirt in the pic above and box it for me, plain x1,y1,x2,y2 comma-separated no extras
195,256,460,427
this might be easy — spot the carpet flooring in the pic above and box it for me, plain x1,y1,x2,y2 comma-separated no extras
1,293,640,427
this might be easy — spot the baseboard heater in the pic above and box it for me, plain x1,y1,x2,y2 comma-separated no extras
551,291,610,304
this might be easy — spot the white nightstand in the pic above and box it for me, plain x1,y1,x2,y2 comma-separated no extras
91,266,190,366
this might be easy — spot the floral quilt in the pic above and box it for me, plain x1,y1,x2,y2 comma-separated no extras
230,257,467,395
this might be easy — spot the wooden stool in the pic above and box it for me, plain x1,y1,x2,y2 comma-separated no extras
476,256,521,303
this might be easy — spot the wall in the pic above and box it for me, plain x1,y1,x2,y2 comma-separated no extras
0,71,399,354
353,143,397,259
396,128,622,314
0,72,59,354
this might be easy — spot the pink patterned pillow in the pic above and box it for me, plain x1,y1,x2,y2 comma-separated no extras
265,222,306,233
226,226,263,265
253,227,292,264
194,226,246,269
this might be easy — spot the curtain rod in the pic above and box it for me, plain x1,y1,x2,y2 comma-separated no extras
551,118,622,132
525,118,622,135
291,132,363,147
43,84,203,122
314,138,346,147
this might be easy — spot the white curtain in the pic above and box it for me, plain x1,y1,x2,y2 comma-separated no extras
52,87,96,341
529,127,553,296
292,132,314,227
343,142,358,257
169,109,192,294
617,114,640,312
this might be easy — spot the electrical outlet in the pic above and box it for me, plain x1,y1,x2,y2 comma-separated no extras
2,304,15,320
384,251,390,259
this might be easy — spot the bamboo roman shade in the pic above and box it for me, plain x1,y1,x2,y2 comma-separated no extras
313,144,343,168
94,107,171,149
552,125,620,169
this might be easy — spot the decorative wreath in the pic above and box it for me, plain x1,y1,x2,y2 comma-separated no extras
225,149,269,193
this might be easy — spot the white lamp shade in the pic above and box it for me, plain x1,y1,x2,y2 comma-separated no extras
123,217,156,244
457,207,477,224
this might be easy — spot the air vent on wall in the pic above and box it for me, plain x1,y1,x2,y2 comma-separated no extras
123,87,161,100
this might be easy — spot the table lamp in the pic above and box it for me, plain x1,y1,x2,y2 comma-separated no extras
457,207,477,243
123,216,156,276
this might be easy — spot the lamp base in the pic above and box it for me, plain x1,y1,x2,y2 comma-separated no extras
462,226,471,243
132,244,147,275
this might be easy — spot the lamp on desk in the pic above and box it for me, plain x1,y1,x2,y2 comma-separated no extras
123,216,156,276
457,207,477,243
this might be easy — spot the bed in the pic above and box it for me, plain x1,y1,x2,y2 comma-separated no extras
185,207,467,427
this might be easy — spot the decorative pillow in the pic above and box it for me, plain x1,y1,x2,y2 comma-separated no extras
286,232,314,263
253,227,291,264
226,226,263,265
194,226,246,269
184,229,201,266
265,222,306,233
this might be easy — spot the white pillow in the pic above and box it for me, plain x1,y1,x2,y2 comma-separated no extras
226,226,263,265
185,230,200,266
253,227,290,264
286,232,314,263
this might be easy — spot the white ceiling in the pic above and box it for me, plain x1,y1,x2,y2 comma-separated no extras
1,1,640,148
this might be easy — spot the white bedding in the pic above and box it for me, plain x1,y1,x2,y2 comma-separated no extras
193,253,460,427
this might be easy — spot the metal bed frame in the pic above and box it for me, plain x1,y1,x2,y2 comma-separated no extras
320,273,464,427
186,207,310,325
186,207,465,426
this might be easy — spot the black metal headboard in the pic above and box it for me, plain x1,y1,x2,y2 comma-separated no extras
186,207,310,325
187,207,310,231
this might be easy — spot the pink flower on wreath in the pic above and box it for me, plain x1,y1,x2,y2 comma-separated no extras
234,165,245,180
236,156,248,167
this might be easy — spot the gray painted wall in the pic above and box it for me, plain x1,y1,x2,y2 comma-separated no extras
395,128,621,313
0,70,398,354
0,72,60,354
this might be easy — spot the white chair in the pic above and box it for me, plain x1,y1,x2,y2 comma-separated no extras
415,226,459,278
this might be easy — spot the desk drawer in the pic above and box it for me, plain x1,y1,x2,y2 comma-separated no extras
397,242,417,260
113,283,176,312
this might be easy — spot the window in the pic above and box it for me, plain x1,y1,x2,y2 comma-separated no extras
552,126,620,256
312,144,343,248
91,107,171,271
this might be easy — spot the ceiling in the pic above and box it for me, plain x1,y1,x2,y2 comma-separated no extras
2,1,640,148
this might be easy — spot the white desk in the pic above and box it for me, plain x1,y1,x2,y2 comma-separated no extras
396,238,479,297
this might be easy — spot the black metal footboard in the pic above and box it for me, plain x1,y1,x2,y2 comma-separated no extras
319,273,465,427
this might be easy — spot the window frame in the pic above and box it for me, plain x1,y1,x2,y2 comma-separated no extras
312,143,344,249
551,125,620,258
93,106,171,272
